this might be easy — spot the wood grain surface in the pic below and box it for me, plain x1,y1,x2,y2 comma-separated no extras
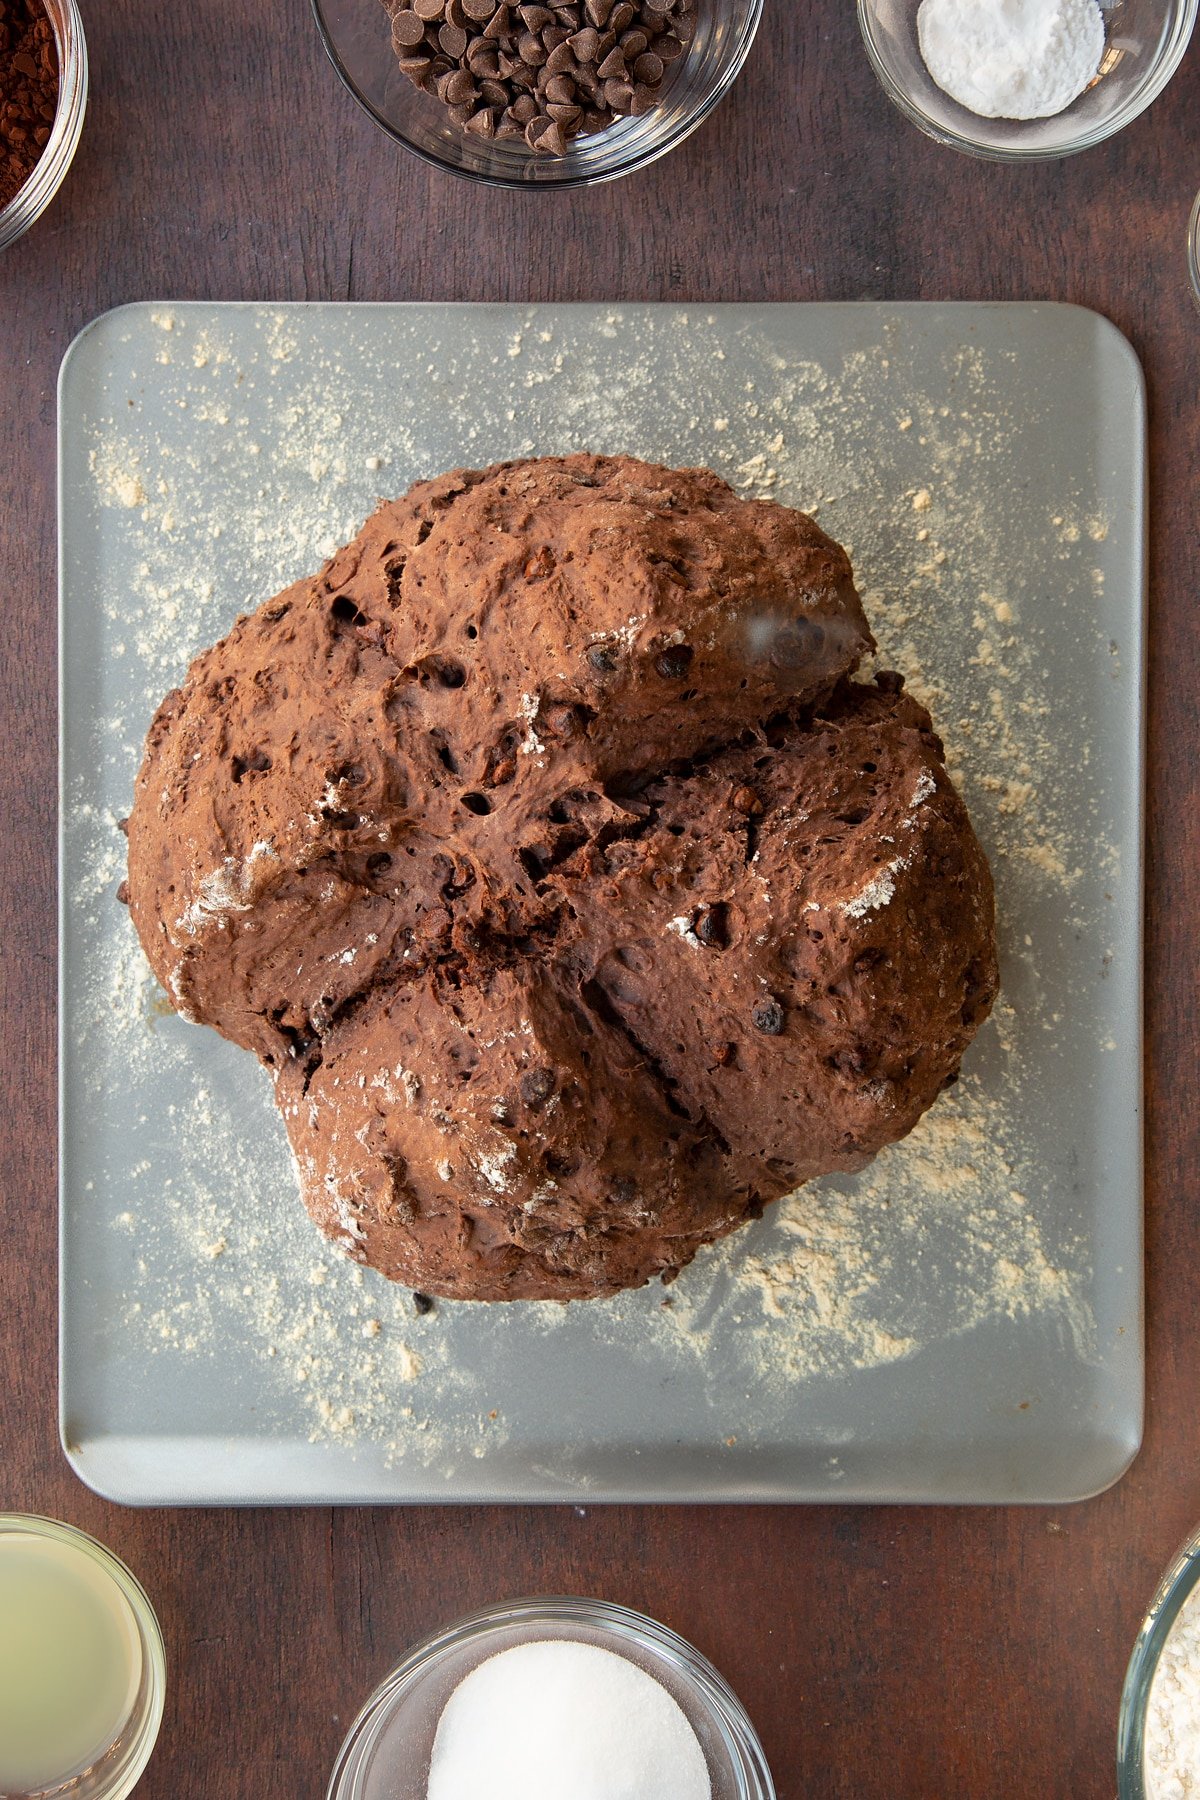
1,3,1198,1794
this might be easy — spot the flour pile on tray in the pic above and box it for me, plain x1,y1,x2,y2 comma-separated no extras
124,453,997,1302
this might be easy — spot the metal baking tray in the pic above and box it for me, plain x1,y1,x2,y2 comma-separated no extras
58,302,1144,1504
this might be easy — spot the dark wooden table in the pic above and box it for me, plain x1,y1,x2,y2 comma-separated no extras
2,4,1197,1794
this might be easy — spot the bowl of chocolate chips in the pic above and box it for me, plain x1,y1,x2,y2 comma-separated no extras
310,0,763,185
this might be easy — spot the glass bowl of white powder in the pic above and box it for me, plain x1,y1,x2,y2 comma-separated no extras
857,0,1196,160
326,1596,775,1800
1118,1522,1200,1799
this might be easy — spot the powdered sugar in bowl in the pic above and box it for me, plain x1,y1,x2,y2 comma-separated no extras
327,1597,774,1800
857,0,1196,160
1118,1521,1200,1799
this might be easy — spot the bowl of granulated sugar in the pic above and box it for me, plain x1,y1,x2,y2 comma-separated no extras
857,0,1195,160
1119,1521,1200,1800
326,1597,774,1800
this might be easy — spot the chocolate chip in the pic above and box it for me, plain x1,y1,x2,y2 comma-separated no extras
875,669,906,695
543,1149,579,1179
752,999,785,1036
588,644,617,673
732,785,763,816
413,1291,435,1314
694,902,728,948
655,643,694,680
768,618,824,671
520,1067,556,1109
602,77,634,110
116,879,131,906
542,702,587,739
392,9,427,43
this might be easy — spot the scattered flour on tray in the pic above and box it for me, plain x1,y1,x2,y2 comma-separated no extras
65,305,1116,1467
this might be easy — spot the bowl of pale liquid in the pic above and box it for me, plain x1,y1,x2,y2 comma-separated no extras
0,1515,165,1799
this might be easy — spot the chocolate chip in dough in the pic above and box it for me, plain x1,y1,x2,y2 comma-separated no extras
520,1067,557,1109
654,643,694,680
752,999,786,1036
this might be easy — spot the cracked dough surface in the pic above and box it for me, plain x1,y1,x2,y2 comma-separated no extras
126,453,998,1301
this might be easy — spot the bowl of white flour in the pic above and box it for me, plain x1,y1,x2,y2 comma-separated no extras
857,0,1196,160
1119,1524,1200,1800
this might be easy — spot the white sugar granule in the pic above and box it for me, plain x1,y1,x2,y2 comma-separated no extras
1145,1578,1200,1800
917,0,1104,120
426,1641,710,1800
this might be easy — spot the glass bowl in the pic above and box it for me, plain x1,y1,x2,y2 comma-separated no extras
327,1596,775,1799
857,0,1196,161
1117,1520,1200,1798
310,0,762,187
0,0,88,251
1188,188,1200,313
0,1514,166,1800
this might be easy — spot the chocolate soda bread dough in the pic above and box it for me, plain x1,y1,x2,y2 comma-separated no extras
126,453,998,1302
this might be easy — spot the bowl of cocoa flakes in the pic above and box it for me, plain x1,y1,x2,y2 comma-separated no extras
311,0,763,186
0,0,86,250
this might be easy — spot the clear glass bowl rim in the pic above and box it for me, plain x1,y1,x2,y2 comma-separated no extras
308,0,764,189
0,1512,167,1800
326,1594,776,1799
0,0,88,251
1188,188,1200,313
856,0,1198,163
1117,1519,1200,1799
